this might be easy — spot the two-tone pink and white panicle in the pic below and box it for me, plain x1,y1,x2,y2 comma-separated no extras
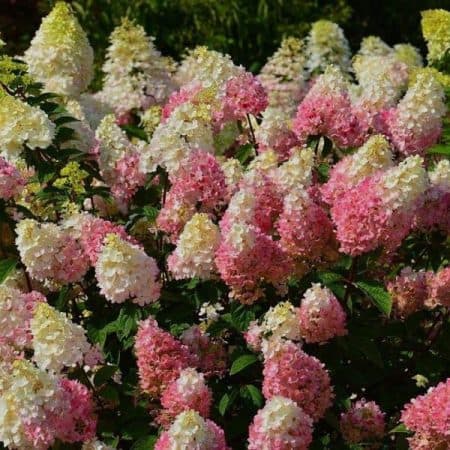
23,2,93,97
321,135,393,205
95,114,146,204
293,65,368,148
298,283,347,343
16,219,89,283
98,18,174,114
427,267,450,307
305,20,351,74
135,317,191,397
215,222,292,303
158,368,212,427
0,90,55,162
262,340,334,421
248,396,313,450
155,410,229,450
0,157,26,200
387,268,429,318
245,301,301,354
181,325,227,377
95,233,160,305
415,159,450,233
340,399,386,445
168,213,220,280
0,360,97,449
255,107,300,160
331,156,428,255
277,190,334,264
259,37,306,112
401,378,450,450
30,302,90,373
377,70,446,155
0,286,45,348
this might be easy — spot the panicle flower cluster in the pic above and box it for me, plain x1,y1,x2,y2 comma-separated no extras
321,135,393,205
95,233,161,305
24,2,93,97
155,410,229,450
298,283,347,343
387,268,429,318
0,157,26,199
421,9,450,63
16,218,89,283
168,213,220,280
175,46,241,89
99,18,174,114
259,37,306,112
305,20,351,74
340,399,386,445
262,340,334,421
135,317,192,397
0,90,55,161
245,301,301,353
427,266,450,307
0,360,96,449
181,325,227,377
30,302,90,372
293,66,368,148
377,70,446,155
248,396,313,450
158,368,212,427
275,147,314,193
331,156,428,255
401,378,450,450
357,36,392,57
255,107,300,160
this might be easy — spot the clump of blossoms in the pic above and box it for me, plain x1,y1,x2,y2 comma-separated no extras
340,399,386,446
258,37,306,112
0,157,26,199
427,266,450,307
262,340,334,421
158,368,212,427
98,18,174,114
95,233,161,305
248,396,313,450
377,70,446,155
305,20,351,74
331,155,428,255
24,2,93,97
0,90,55,161
135,317,191,397
421,9,450,63
155,410,229,450
293,65,368,148
298,283,347,343
30,302,90,372
401,378,450,450
168,213,220,280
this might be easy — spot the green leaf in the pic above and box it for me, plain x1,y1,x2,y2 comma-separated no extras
122,124,148,141
94,365,119,387
131,436,157,450
356,280,392,316
235,143,255,165
230,354,258,375
0,258,17,284
54,116,79,126
390,423,409,434
318,271,344,285
218,393,231,416
244,384,263,407
427,144,450,156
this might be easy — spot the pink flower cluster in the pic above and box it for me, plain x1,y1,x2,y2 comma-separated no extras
135,317,192,397
401,378,450,450
340,399,386,445
262,340,334,421
0,157,26,200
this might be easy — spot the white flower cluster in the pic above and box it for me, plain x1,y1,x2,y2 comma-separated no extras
95,233,161,305
82,440,114,450
24,2,93,97
429,159,450,188
31,302,90,373
168,213,220,280
276,147,315,194
0,91,55,161
305,20,351,74
98,18,174,114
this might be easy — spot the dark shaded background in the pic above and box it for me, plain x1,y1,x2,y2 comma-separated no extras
1,0,450,74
